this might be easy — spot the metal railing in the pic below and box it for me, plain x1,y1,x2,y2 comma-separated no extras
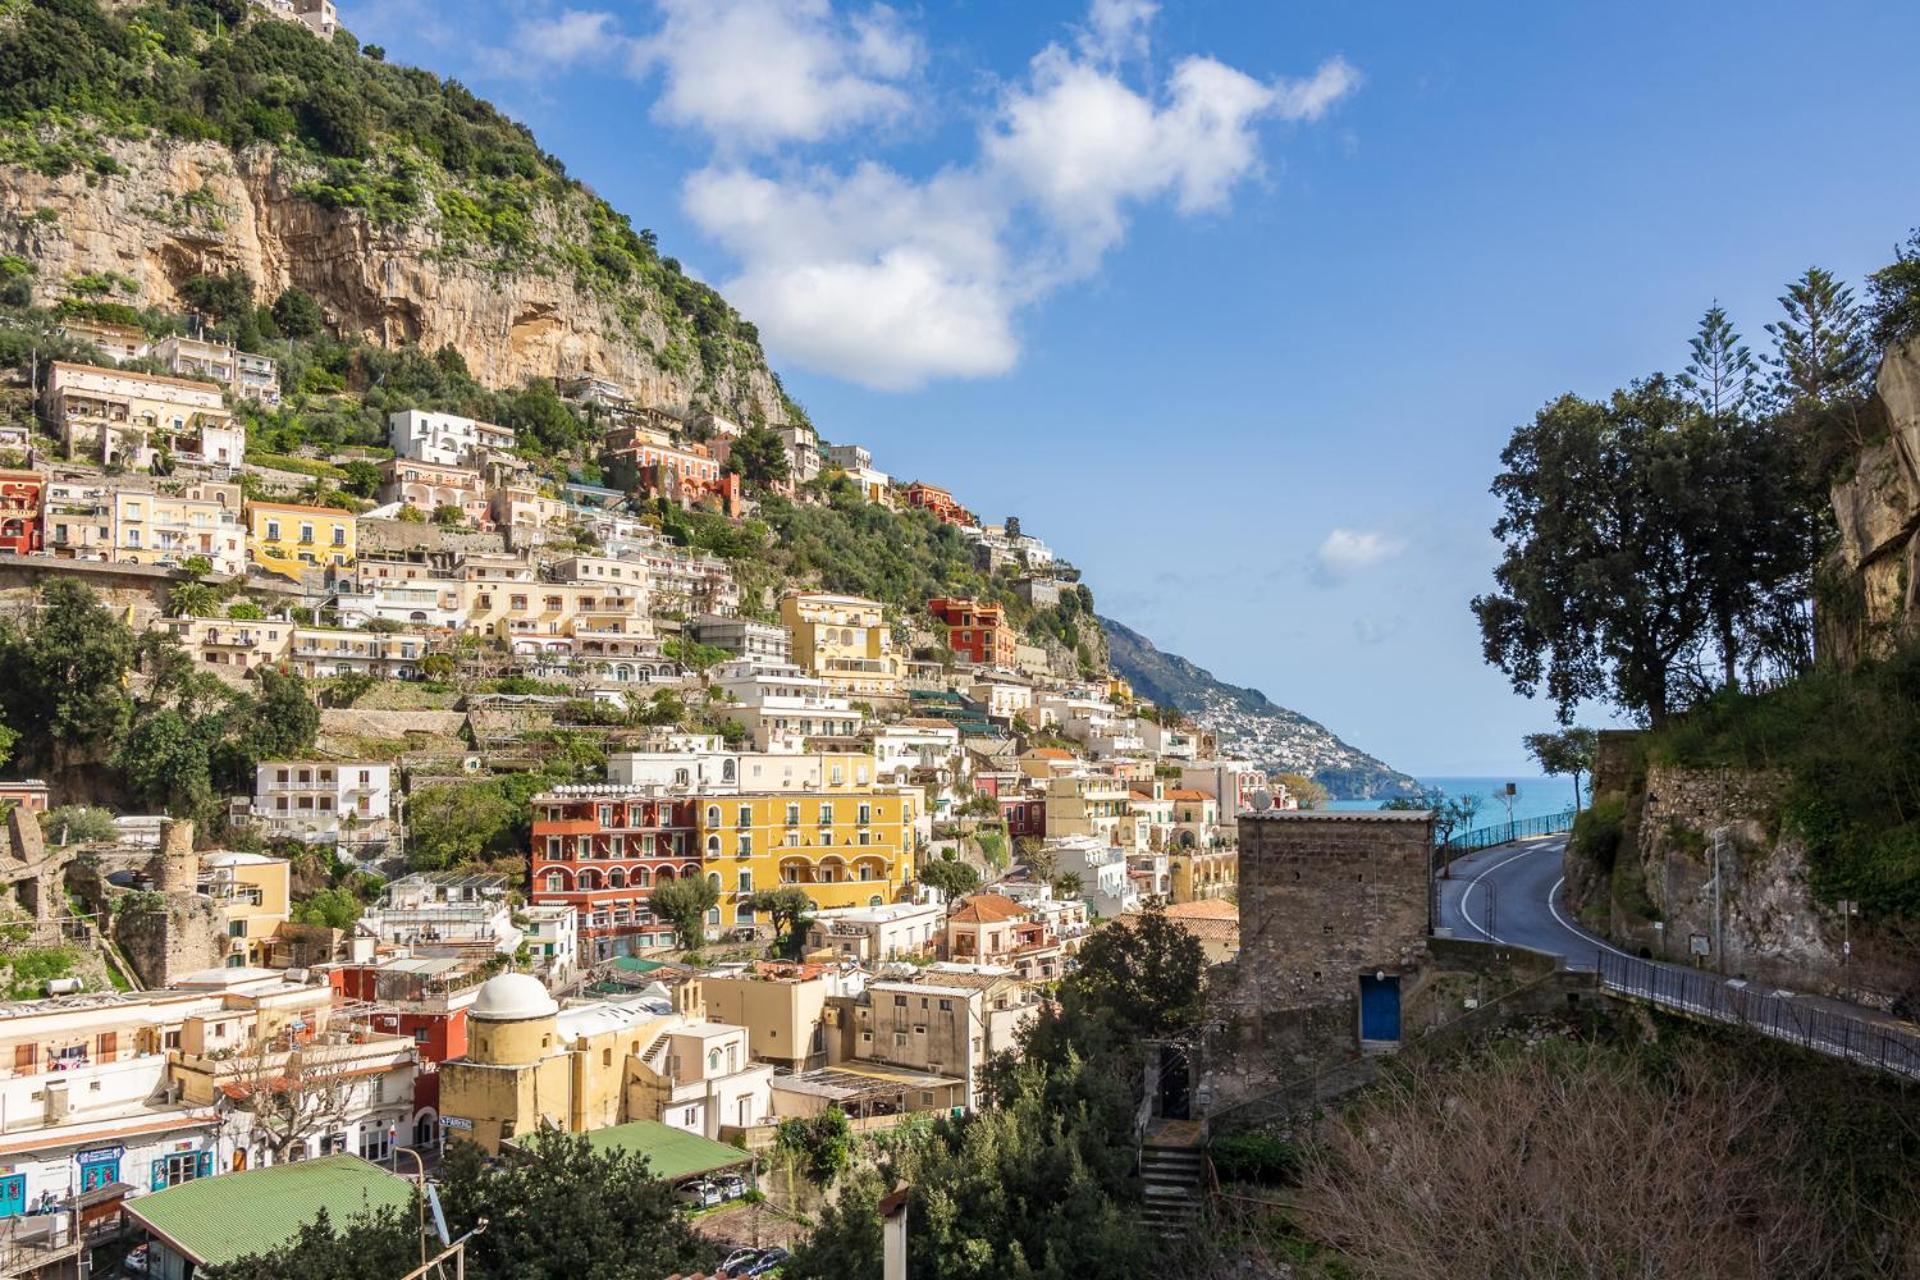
1598,950,1920,1081
1444,808,1576,853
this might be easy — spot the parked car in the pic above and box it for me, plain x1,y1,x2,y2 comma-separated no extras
743,1247,790,1276
120,1245,151,1276
719,1248,762,1274
717,1173,750,1199
675,1179,723,1209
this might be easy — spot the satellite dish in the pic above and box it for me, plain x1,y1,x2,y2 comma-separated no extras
1251,789,1274,813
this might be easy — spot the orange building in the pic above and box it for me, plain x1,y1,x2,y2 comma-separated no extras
927,596,1018,668
902,481,973,527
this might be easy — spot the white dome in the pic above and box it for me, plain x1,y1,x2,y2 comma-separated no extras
470,973,558,1022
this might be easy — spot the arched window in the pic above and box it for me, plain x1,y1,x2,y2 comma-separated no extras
608,869,626,888
655,866,675,884
722,760,737,783
633,867,651,888
544,871,565,892
707,872,721,892
706,835,721,857
579,869,601,891
708,1048,722,1072
706,805,721,828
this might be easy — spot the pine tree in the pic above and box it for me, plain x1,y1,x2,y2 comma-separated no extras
1763,266,1872,407
1676,304,1755,422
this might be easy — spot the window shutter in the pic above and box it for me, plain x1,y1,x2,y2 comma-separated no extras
198,1152,214,1177
150,1159,166,1192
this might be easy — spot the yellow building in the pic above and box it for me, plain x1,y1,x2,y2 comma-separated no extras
695,785,914,925
438,974,772,1154
111,481,246,575
780,591,900,700
247,501,356,579
203,852,291,968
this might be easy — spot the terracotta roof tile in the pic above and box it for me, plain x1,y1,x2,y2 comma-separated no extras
947,893,1027,924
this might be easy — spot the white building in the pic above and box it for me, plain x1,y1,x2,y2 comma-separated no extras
708,659,863,753
803,901,943,963
360,873,517,955
244,761,394,853
388,409,515,469
1138,719,1200,762
523,904,579,983
1046,834,1139,919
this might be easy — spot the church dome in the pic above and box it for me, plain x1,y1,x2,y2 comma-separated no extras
470,973,558,1022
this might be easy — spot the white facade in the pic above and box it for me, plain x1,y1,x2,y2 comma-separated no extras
388,410,515,469
1179,761,1269,816
523,904,579,982
1046,835,1139,919
247,761,394,850
709,660,863,753
804,901,943,962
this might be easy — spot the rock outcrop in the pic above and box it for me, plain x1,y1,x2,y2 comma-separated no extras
1823,337,1920,664
0,135,788,421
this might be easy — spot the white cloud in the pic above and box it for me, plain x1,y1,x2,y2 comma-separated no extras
684,164,1017,389
630,0,920,148
1316,529,1404,579
474,9,627,80
1079,0,1159,64
676,2,1360,389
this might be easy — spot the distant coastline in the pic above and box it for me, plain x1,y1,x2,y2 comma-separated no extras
1327,775,1576,826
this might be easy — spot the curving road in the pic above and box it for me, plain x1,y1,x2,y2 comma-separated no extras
1434,834,1628,971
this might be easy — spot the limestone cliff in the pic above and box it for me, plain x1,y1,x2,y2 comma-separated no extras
0,133,789,422
1820,337,1920,664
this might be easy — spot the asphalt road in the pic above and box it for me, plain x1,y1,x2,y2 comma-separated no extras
1434,834,1627,971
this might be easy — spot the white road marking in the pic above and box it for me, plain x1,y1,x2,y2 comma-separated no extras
1548,876,1635,961
1456,845,1541,943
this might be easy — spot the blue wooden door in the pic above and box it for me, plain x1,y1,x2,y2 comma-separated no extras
1359,975,1402,1041
80,1159,119,1192
0,1175,23,1219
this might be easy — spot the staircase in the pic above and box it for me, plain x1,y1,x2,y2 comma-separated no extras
1138,1125,1209,1236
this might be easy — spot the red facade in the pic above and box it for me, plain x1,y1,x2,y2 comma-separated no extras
927,596,1017,667
1000,796,1046,839
904,482,974,528
529,790,701,961
0,472,44,556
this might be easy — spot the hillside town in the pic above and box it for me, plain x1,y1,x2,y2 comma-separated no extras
0,322,1282,1275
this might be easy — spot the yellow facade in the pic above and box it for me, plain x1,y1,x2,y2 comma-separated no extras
696,788,912,922
206,853,291,968
780,591,900,699
247,501,356,579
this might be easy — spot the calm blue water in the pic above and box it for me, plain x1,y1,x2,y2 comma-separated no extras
1329,776,1578,828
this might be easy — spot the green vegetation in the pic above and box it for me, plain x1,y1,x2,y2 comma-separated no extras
1643,644,1920,919
0,582,318,823
0,0,778,417
789,905,1207,1280
649,875,719,950
0,944,78,1000
41,805,119,845
203,1129,714,1280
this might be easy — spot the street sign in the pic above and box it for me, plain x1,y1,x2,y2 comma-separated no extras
440,1116,474,1132
1689,933,1711,956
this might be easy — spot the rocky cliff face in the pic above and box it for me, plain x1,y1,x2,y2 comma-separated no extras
0,135,788,420
1571,762,1918,1010
1822,337,1920,665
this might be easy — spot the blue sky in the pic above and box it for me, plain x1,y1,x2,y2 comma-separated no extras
345,0,1920,775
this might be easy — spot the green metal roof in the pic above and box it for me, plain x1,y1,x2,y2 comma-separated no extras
127,1155,414,1266
578,1121,751,1182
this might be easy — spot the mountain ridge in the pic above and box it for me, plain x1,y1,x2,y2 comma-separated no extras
1100,615,1418,799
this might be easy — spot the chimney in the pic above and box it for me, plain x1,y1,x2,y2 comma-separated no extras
878,1183,910,1280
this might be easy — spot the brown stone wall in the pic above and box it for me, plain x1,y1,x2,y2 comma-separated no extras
1235,811,1435,1010
1591,730,1643,798
1203,811,1435,1102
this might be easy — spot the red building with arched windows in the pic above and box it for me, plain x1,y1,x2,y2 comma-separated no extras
528,786,700,961
0,471,44,555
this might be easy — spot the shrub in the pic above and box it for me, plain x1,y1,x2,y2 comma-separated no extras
1209,1130,1300,1185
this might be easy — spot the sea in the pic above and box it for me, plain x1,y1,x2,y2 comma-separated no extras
1328,776,1578,827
